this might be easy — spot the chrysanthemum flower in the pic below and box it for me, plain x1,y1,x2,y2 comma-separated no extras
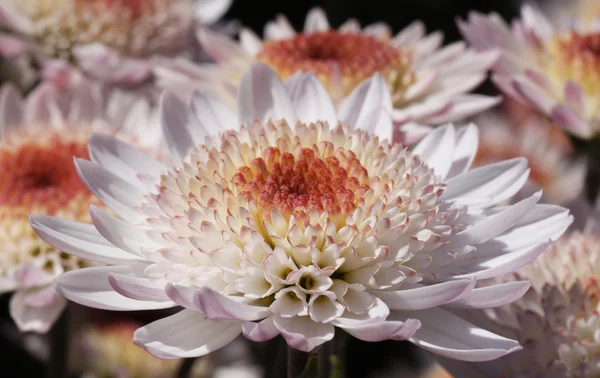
437,229,600,377
33,63,571,361
0,80,161,333
0,0,232,88
155,8,500,134
459,4,600,139
472,111,585,204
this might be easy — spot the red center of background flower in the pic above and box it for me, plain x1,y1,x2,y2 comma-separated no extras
0,135,92,214
256,31,407,98
558,32,600,62
232,146,370,219
77,0,150,17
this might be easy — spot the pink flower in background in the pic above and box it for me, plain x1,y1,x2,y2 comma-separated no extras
32,63,571,361
459,4,600,139
0,0,232,89
0,80,162,333
155,7,501,137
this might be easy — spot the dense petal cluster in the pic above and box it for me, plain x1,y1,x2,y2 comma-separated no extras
0,80,161,333
33,63,572,361
459,4,600,138
0,0,231,87
439,231,600,377
155,7,500,134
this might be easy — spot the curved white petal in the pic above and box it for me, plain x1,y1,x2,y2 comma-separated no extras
108,273,170,302
190,91,238,134
74,158,144,223
29,215,145,265
412,123,456,179
272,315,334,352
405,307,521,362
55,266,174,311
304,8,330,33
195,0,232,24
238,62,296,126
133,309,242,359
9,288,67,334
338,73,393,140
242,317,280,342
160,91,207,162
337,317,421,342
0,83,22,138
445,281,531,309
445,123,479,179
286,73,337,127
166,284,270,322
375,279,475,311
442,158,530,207
88,133,166,184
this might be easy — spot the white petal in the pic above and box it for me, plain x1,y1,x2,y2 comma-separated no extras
445,281,531,309
337,317,421,342
412,123,456,179
166,284,270,321
272,315,334,352
108,273,170,302
160,91,207,162
304,8,330,33
9,288,66,333
195,0,232,24
445,123,478,179
133,309,242,359
29,215,144,265
442,158,530,206
75,158,144,223
88,133,166,184
0,4,34,34
286,73,337,126
239,28,263,56
450,192,541,246
0,83,22,138
338,73,393,140
242,317,280,342
238,62,296,125
405,307,521,361
190,91,238,134
376,279,475,310
55,266,174,311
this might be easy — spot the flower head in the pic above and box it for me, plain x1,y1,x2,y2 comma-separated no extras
459,4,600,139
0,0,232,87
438,230,600,377
35,63,571,360
155,8,500,136
0,80,161,333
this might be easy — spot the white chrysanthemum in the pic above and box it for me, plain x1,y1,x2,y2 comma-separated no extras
155,7,500,138
472,111,585,204
33,63,571,360
459,3,600,139
0,80,162,333
0,0,232,88
437,230,600,377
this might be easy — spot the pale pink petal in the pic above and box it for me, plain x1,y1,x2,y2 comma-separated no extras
272,315,334,352
445,281,531,309
0,83,23,136
242,317,280,342
286,73,337,126
304,8,330,33
376,279,475,310
0,33,28,58
239,28,263,57
195,0,232,24
412,123,456,179
551,104,592,139
445,123,479,179
9,288,67,333
190,91,238,134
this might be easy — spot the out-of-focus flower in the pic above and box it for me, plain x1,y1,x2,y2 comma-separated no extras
459,4,600,139
0,0,232,88
437,225,600,377
155,7,500,137
472,111,585,204
33,63,571,361
0,80,161,333
73,320,185,378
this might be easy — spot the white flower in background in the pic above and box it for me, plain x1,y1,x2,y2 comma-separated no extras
33,62,571,361
0,0,232,88
472,111,585,204
0,80,161,333
437,224,600,377
155,7,500,139
459,4,600,139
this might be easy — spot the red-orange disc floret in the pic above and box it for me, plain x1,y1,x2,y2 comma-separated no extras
0,134,92,216
551,31,600,94
257,31,407,97
232,146,370,219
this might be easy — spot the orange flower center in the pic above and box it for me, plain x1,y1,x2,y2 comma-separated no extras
232,146,370,219
257,31,410,101
0,134,92,215
550,32,600,94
